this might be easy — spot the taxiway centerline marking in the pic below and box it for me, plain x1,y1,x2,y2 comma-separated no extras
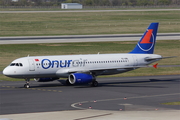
71,93,180,110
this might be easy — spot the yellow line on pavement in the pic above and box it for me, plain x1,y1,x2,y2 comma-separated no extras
1,86,62,93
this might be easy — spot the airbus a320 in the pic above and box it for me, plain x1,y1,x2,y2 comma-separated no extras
3,23,172,88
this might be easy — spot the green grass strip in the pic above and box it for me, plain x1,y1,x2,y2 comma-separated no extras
162,102,180,105
0,10,180,36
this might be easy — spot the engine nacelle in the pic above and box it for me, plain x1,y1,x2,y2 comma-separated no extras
69,73,94,84
34,77,59,82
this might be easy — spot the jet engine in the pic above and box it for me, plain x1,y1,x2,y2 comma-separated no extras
69,73,94,84
34,77,59,82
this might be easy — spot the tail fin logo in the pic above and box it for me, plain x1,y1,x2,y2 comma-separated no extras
137,29,154,51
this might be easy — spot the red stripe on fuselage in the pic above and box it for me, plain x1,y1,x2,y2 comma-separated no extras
35,59,39,61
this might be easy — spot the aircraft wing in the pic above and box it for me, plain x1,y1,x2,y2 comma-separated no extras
56,65,149,76
67,65,148,73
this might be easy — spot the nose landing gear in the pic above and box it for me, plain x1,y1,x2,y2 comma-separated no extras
24,79,30,88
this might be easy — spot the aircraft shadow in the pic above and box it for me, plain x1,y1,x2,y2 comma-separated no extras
17,78,179,89
97,78,179,88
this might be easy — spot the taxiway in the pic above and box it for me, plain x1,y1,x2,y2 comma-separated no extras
0,75,179,115
0,33,180,44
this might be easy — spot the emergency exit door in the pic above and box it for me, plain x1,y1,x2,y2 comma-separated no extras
132,55,138,66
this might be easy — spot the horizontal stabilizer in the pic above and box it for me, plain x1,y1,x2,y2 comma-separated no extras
145,56,176,61
161,56,177,59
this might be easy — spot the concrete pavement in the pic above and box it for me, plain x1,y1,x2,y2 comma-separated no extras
0,33,179,44
0,110,180,120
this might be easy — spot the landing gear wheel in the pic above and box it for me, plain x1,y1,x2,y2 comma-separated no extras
24,78,30,88
24,84,30,88
91,81,98,87
66,79,72,86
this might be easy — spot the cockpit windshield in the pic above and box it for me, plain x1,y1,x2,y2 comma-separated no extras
10,63,23,67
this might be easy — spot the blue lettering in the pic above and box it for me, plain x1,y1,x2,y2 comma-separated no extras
42,59,51,69
67,60,72,67
60,60,67,68
52,60,59,68
41,59,74,69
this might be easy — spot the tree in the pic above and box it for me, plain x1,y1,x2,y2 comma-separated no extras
83,0,94,6
137,0,154,6
111,0,121,6
157,0,171,5
1,0,11,6
19,0,28,6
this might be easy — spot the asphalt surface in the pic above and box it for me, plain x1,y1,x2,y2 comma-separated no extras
0,33,179,44
0,75,179,115
1,33,180,41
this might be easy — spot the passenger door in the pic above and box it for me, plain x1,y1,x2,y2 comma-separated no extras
28,59,35,71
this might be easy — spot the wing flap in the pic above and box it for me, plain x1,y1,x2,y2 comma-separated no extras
67,65,148,73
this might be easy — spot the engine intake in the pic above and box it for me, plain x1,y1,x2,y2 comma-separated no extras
34,77,59,82
69,73,94,84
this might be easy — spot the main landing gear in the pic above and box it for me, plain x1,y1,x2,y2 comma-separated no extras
66,79,72,86
90,80,99,87
24,79,30,88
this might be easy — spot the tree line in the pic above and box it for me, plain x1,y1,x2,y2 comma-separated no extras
0,0,180,6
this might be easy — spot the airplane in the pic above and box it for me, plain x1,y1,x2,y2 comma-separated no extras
2,22,172,88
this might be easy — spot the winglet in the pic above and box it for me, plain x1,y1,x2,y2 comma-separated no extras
153,63,158,69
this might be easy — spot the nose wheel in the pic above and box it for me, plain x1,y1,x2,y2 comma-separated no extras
24,84,30,88
24,79,30,88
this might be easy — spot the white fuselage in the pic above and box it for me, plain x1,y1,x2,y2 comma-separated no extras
3,53,161,79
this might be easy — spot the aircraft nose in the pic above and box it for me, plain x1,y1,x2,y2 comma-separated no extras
3,67,11,76
3,66,20,78
3,67,8,76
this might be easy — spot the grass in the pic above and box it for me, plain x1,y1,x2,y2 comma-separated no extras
162,102,180,105
0,10,180,36
0,40,180,81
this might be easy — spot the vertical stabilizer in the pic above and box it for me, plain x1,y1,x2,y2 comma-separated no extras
130,23,159,54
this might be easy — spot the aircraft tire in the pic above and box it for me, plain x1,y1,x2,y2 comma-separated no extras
66,79,72,86
24,84,30,88
91,81,98,87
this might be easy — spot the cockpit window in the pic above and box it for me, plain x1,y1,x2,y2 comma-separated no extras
10,63,16,66
10,63,23,67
